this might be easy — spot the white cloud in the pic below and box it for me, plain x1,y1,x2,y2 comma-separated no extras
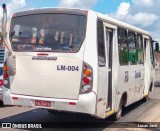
59,0,98,9
110,0,160,38
7,0,26,16
125,12,159,27
12,0,26,6
117,2,130,16
0,0,27,17
110,2,130,19
0,0,27,31
132,0,154,7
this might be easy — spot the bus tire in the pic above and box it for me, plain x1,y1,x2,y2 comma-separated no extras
142,94,149,102
0,100,3,106
149,82,154,92
142,82,153,102
112,100,123,121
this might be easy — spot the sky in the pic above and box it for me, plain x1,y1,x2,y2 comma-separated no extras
0,0,160,39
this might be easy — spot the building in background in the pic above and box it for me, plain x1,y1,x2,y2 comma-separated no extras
154,36,160,67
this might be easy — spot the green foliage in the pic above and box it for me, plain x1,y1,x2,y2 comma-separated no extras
0,32,2,38
119,48,128,65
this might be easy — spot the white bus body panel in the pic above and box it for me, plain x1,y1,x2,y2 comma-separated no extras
10,55,82,99
83,11,98,94
117,65,144,106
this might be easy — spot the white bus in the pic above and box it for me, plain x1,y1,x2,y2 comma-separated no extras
1,4,158,120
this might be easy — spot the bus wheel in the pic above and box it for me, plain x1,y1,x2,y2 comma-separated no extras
112,100,123,121
0,100,4,106
142,94,149,102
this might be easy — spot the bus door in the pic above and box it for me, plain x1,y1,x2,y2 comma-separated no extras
105,27,113,109
143,36,152,96
104,23,117,116
149,39,155,90
96,20,108,118
96,21,116,118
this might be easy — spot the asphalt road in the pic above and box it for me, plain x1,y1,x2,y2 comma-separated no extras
0,70,160,130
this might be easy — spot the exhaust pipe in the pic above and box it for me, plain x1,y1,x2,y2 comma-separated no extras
2,4,7,37
2,4,16,74
2,3,12,55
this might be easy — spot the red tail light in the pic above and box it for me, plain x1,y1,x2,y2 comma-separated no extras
83,77,90,85
3,72,8,78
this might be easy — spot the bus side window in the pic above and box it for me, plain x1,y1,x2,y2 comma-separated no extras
150,38,154,64
128,31,137,64
137,34,144,64
118,28,128,65
97,20,106,66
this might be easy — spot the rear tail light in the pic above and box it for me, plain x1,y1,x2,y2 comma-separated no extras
81,62,93,93
3,64,10,88
82,85,91,92
3,80,8,85
3,72,8,78
3,65,7,71
83,69,92,76
83,77,90,85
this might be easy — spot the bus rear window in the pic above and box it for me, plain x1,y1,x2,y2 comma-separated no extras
10,14,86,52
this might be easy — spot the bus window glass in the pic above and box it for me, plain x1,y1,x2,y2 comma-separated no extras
97,20,106,66
150,39,154,64
10,14,86,52
118,28,128,65
137,34,144,64
128,32,137,64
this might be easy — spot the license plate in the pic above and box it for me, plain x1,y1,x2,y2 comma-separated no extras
35,100,51,107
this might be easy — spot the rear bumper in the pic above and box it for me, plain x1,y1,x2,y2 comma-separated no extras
3,87,97,115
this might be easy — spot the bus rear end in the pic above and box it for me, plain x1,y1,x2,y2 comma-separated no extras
3,9,97,116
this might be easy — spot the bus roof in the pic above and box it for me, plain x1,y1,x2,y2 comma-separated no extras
95,12,150,36
12,8,150,36
12,8,88,17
